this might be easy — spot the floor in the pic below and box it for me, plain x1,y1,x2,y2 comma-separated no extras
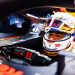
47,57,75,75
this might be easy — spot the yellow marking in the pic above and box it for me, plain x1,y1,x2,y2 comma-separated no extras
44,50,58,56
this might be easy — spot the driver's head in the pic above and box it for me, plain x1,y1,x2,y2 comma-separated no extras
48,31,66,41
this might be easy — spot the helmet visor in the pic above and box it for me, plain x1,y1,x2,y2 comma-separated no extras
44,31,71,42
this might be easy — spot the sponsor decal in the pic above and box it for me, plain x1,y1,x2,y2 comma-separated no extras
0,64,24,75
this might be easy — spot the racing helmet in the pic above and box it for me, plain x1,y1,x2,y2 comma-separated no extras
43,30,73,56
